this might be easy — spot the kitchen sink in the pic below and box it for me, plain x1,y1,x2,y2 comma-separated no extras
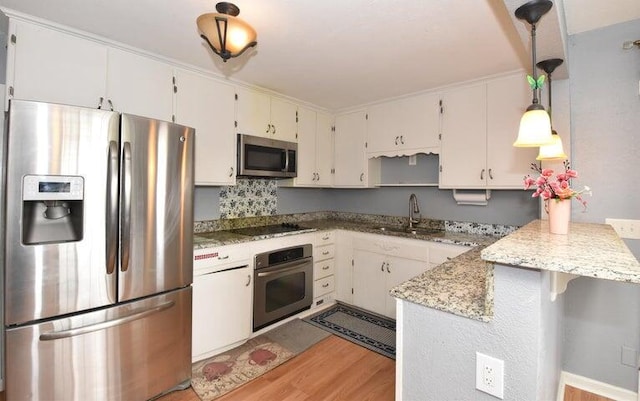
375,226,444,236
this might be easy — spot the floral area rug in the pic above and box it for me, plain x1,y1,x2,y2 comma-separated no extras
191,318,330,400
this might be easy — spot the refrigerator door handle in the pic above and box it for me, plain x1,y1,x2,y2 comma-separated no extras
106,140,119,275
121,141,132,272
39,300,175,341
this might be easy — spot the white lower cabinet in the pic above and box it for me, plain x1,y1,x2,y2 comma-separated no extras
312,231,336,308
192,265,252,362
352,234,429,319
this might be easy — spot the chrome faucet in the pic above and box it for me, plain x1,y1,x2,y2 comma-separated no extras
409,193,421,229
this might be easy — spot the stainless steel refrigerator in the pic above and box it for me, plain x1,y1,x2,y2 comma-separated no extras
3,100,194,400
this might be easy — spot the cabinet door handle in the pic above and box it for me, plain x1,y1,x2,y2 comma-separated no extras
322,265,330,270
322,250,330,256
246,275,252,287
218,255,229,260
322,283,329,288
488,168,493,180
381,262,385,272
400,135,404,144
107,99,114,111
360,173,364,182
229,167,234,177
322,235,330,240
271,125,276,134
395,136,399,145
480,169,485,180
386,263,391,273
266,124,271,134
97,97,104,109
316,173,320,181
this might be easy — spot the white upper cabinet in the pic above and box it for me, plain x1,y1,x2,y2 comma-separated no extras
7,20,107,109
486,74,538,187
439,73,536,189
439,82,488,188
367,92,441,157
334,110,379,187
106,48,174,122
6,20,174,122
235,87,298,142
294,106,333,187
174,69,236,186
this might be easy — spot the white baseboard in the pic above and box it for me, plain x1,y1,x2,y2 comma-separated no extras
557,371,637,401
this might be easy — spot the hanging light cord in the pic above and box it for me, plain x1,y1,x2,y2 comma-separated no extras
531,23,540,106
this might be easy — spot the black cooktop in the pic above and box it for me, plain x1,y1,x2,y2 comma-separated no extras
228,223,308,237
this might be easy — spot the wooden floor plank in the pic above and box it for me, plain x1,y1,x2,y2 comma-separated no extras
158,335,395,401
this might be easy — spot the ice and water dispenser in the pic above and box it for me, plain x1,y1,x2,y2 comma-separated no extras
21,174,84,245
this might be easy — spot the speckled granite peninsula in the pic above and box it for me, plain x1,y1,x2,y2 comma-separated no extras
481,219,640,283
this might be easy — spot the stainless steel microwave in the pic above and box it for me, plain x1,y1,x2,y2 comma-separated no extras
237,134,297,178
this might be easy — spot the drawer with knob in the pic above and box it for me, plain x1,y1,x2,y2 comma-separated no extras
314,259,335,280
313,275,335,298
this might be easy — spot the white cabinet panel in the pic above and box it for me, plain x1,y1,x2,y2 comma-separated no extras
106,48,174,121
439,73,536,189
334,110,376,187
352,249,387,316
439,83,487,188
487,74,538,187
315,112,334,186
295,105,317,186
235,87,297,141
367,92,441,157
174,69,236,185
8,20,107,108
192,266,252,362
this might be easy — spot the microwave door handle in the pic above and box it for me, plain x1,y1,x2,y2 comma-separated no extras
283,149,289,172
120,142,132,272
106,140,119,275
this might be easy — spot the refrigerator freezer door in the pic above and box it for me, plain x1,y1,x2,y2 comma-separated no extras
5,287,192,401
4,100,120,326
118,114,194,301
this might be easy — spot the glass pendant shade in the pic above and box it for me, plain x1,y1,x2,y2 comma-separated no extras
513,105,553,147
197,3,257,62
536,131,567,160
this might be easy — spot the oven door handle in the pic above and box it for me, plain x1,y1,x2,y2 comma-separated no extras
257,259,310,278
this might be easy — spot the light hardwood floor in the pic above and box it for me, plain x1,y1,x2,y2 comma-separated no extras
0,343,615,401
158,335,395,401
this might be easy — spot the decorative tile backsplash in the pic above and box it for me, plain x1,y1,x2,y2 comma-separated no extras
219,178,277,219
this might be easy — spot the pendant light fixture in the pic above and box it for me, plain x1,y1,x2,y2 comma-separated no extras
197,2,257,62
513,0,554,147
536,58,568,160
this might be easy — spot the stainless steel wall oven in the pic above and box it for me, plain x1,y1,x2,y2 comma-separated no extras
253,244,313,331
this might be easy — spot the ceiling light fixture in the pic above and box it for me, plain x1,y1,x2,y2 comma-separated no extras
536,58,567,160
513,0,554,147
197,2,257,62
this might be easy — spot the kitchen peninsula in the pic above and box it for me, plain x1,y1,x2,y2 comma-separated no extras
394,219,640,400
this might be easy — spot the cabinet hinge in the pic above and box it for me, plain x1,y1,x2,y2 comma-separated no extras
235,93,238,101
296,111,298,123
296,133,298,139
10,34,16,44
172,115,175,123
365,142,368,148
439,133,442,141
351,288,354,295
439,165,442,172
173,76,177,93
439,99,443,114
8,86,14,96
365,113,368,120
351,259,354,266
234,121,238,128
331,126,335,132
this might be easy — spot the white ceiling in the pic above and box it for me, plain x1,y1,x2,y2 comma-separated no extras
0,0,636,111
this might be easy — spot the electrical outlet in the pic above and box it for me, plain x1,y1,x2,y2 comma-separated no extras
605,218,640,239
476,352,504,399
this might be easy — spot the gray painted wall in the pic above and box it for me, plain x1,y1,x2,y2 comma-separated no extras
563,18,640,391
195,183,537,226
401,266,562,400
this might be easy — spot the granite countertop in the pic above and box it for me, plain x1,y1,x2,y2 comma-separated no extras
193,212,506,323
390,246,494,322
481,219,640,283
